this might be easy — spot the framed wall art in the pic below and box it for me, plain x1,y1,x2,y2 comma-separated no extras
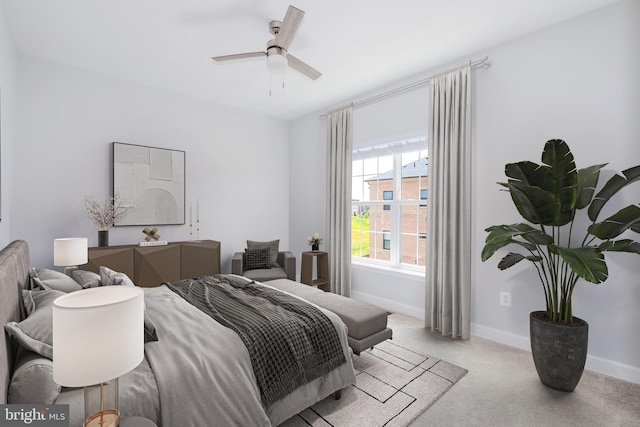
113,142,185,226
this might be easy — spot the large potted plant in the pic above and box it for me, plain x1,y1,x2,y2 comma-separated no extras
482,139,640,391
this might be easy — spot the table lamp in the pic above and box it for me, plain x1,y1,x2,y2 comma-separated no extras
53,237,88,275
53,286,144,427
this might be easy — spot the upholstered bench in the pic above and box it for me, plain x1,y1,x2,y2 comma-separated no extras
266,279,393,355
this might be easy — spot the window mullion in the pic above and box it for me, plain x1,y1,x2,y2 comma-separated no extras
391,154,402,265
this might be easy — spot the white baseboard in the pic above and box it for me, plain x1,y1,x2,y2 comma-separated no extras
471,322,640,384
585,354,640,384
471,323,531,352
346,295,640,384
351,290,425,320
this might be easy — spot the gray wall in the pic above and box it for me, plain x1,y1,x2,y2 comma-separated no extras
12,55,290,271
289,0,640,382
0,3,16,248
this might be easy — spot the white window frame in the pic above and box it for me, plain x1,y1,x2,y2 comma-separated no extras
351,140,427,275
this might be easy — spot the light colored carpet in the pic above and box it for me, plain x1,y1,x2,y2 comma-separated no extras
389,313,640,426
281,340,467,427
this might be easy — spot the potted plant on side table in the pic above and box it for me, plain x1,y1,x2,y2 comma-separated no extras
481,139,640,391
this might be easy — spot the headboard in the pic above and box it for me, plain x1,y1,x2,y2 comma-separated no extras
0,240,31,404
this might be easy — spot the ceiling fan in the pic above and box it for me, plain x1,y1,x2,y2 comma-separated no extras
211,5,321,80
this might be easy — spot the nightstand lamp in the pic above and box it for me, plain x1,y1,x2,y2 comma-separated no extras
53,286,144,427
53,237,88,275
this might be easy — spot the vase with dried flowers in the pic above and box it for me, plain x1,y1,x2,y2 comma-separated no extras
81,194,134,247
307,233,322,252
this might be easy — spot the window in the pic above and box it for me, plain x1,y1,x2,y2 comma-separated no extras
383,231,391,250
352,138,428,270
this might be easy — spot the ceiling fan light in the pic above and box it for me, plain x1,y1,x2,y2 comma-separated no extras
267,52,288,70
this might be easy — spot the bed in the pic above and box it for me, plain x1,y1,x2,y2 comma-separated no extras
0,240,356,426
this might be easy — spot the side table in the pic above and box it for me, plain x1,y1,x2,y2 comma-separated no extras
301,251,330,292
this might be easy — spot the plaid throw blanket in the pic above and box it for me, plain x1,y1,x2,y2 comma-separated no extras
166,275,347,407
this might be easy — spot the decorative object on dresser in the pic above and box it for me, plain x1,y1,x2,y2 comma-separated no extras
301,250,329,291
113,142,185,226
81,193,135,247
140,227,167,246
81,240,220,287
53,286,144,427
53,237,88,275
231,239,296,282
142,227,160,241
189,200,200,241
307,232,322,251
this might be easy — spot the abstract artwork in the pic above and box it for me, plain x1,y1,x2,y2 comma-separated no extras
113,142,185,226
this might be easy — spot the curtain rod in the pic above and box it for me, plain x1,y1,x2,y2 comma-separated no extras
323,56,489,118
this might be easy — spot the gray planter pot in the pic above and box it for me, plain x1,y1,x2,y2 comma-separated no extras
529,311,588,392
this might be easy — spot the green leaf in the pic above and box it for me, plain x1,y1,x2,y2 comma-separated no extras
505,161,549,190
588,205,640,240
598,239,640,255
541,139,578,214
500,182,560,225
589,165,640,221
557,246,608,284
575,164,607,209
481,224,539,261
497,252,542,270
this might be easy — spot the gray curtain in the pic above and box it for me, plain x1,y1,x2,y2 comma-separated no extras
326,106,353,297
425,67,472,339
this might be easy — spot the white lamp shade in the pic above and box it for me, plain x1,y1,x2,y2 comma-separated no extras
54,238,88,266
53,286,144,387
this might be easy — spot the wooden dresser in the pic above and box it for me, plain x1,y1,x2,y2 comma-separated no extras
80,240,220,287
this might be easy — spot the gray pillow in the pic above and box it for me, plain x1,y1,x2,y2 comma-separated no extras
4,290,65,360
247,239,279,267
29,267,82,293
70,269,101,288
244,248,272,271
8,348,61,404
100,266,135,287
144,313,158,343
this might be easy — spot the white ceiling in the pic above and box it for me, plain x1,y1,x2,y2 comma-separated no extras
3,0,621,121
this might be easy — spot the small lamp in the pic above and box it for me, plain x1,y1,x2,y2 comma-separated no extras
54,237,88,275
53,286,144,427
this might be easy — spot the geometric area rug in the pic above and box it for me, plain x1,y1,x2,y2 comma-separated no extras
280,340,468,427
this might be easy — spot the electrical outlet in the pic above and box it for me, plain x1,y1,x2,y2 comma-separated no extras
500,291,511,307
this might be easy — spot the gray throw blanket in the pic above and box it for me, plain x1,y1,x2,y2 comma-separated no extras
166,275,347,407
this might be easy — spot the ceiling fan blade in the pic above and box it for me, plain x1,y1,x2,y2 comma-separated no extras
275,5,304,50
287,54,321,80
212,51,265,62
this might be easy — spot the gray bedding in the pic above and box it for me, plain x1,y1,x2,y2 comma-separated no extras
166,275,347,407
55,282,355,427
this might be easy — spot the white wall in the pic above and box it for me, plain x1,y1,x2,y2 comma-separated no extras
0,3,17,248
290,0,640,383
14,55,290,271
